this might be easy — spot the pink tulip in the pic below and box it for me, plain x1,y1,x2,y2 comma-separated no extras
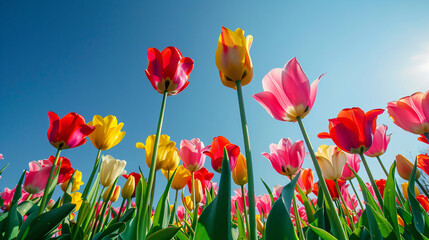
256,194,272,218
272,185,283,201
340,154,361,181
291,206,308,226
365,125,391,157
262,138,305,177
0,154,3,159
177,205,185,221
253,57,324,122
180,138,210,172
234,188,249,215
341,184,358,210
387,91,429,141
24,160,52,194
1,187,15,211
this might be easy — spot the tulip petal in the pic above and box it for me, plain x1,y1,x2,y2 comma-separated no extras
308,74,324,110
253,91,289,121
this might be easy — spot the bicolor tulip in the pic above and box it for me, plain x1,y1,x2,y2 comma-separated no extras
182,195,194,211
262,138,305,177
396,154,420,180
100,155,126,187
386,91,429,139
190,179,203,203
340,154,361,181
24,160,52,194
253,57,323,122
315,145,348,180
204,136,240,173
161,147,180,172
122,172,141,198
87,115,125,150
110,186,121,202
256,215,264,234
215,26,253,89
163,165,192,190
318,107,384,154
180,138,209,172
145,46,194,95
364,125,391,157
417,154,429,175
273,185,283,201
136,134,176,171
47,111,95,149
232,153,248,186
61,170,84,192
256,194,272,218
186,167,214,193
402,182,420,200
121,175,135,199
295,168,313,195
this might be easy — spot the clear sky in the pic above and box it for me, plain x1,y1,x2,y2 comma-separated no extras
1,1,429,203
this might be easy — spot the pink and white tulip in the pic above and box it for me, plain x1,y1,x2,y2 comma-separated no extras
340,154,361,181
24,160,52,194
180,138,210,172
262,138,305,177
256,194,272,218
365,125,391,157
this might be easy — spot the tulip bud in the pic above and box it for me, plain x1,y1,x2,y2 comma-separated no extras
110,186,121,202
191,179,203,203
182,195,194,211
316,145,348,180
121,175,135,199
232,154,248,186
396,154,420,180
402,182,420,199
103,184,116,202
47,199,55,210
256,215,264,234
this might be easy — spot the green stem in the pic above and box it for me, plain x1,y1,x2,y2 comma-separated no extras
290,176,305,240
349,180,364,211
235,81,257,240
117,198,126,223
240,185,251,239
82,149,102,201
296,117,347,240
140,91,168,238
359,153,384,206
416,179,429,199
335,179,355,231
38,148,62,215
376,156,405,206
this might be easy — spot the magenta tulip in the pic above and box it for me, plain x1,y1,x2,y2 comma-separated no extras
364,125,391,157
262,138,305,177
340,154,361,181
180,138,210,172
24,160,52,194
256,194,272,218
253,57,324,122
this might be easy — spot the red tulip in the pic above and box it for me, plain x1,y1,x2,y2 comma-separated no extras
122,172,142,198
318,107,384,154
375,179,386,196
145,46,194,96
417,154,429,176
204,136,240,173
295,168,313,195
186,167,214,193
417,195,429,212
48,111,95,149
313,179,345,200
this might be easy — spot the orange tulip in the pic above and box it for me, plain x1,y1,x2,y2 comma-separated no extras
191,179,203,203
417,154,429,176
295,168,313,195
417,195,429,211
232,154,248,186
182,195,194,211
162,165,192,190
396,154,420,180
402,182,420,200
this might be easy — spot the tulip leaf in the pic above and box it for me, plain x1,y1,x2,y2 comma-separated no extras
17,201,35,217
234,201,246,240
121,175,147,240
146,226,181,240
92,222,126,240
5,171,25,239
265,172,300,240
260,178,275,204
365,203,396,239
382,162,400,239
407,160,426,234
308,224,337,240
195,148,232,240
296,186,315,223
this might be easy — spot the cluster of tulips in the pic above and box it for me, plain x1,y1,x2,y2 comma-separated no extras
1,25,429,240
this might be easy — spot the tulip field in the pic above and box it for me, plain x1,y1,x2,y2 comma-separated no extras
1,24,429,240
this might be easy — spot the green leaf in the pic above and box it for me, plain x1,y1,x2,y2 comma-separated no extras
234,201,246,240
195,148,232,240
308,224,337,240
366,203,396,239
92,222,126,240
407,160,426,234
5,171,26,239
261,178,275,204
23,203,75,240
382,162,400,239
296,186,315,223
146,226,181,240
17,201,35,216
265,172,300,240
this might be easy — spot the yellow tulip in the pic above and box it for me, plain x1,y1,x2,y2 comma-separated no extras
256,214,264,234
215,26,253,90
88,115,125,150
162,165,192,190
61,170,84,192
100,155,127,187
182,195,194,211
161,147,180,172
103,184,120,202
70,192,83,212
402,182,420,199
232,153,247,186
136,135,176,171
191,179,203,203
396,154,420,180
121,175,135,199
315,145,348,180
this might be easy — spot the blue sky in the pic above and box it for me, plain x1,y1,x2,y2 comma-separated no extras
1,1,429,204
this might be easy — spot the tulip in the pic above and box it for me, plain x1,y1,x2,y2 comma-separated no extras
110,186,121,202
161,147,180,172
325,179,346,200
417,195,429,211
204,136,240,173
256,215,264,234
122,172,141,198
145,46,194,96
417,154,429,175
24,160,52,194
256,194,272,218
375,179,386,196
402,182,420,200
87,115,125,151
295,168,313,195
48,156,75,184
340,154,361,181
180,138,210,172
418,134,429,144
215,26,253,89
47,111,95,149
272,185,283,201
396,154,420,180
100,155,126,187
182,195,194,211
162,165,191,190
136,135,176,171
233,187,250,215
61,170,84,192
386,91,429,138
190,179,203,203
253,58,323,122
103,184,115,201
262,138,305,177
177,205,185,222
364,125,391,157
315,145,348,180
340,184,359,211
121,175,135,199
186,167,214,193
70,192,83,212
232,153,248,186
